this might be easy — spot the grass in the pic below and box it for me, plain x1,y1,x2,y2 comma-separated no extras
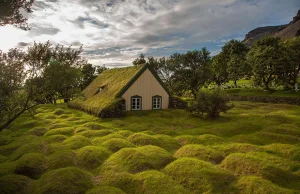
0,101,300,193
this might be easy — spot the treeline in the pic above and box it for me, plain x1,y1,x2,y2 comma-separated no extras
133,36,300,97
0,42,106,130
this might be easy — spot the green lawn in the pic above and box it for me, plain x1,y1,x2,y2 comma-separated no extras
0,102,300,193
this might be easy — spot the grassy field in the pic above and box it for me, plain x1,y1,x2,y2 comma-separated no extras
0,102,300,193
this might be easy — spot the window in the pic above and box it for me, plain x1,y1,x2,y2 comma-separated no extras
131,96,142,110
152,96,162,110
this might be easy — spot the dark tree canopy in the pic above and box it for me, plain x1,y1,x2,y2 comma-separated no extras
0,0,35,30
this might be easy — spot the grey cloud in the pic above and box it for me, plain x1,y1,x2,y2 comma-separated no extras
28,25,60,36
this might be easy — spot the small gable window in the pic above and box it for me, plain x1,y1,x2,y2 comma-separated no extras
94,85,106,95
152,96,162,110
131,96,142,110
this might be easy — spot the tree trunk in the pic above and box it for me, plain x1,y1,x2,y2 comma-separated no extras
0,109,27,132
234,80,237,88
64,98,70,103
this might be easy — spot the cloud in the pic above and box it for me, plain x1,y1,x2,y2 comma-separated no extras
0,0,299,67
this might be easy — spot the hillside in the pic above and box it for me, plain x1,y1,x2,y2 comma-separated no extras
0,102,300,193
244,10,300,46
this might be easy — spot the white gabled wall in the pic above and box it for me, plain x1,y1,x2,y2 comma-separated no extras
122,69,169,111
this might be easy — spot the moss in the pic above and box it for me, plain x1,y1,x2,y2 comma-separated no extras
35,167,94,194
0,154,7,163
78,129,113,138
98,171,135,193
48,150,77,170
0,174,33,194
115,130,134,137
44,127,74,137
174,144,224,164
198,134,226,145
127,133,161,147
263,144,300,161
234,176,294,194
0,135,12,146
77,146,111,169
43,135,68,144
29,127,48,136
92,133,125,146
53,108,66,115
163,158,235,193
86,186,125,194
74,127,89,134
0,161,16,176
14,153,48,179
62,135,91,150
134,170,188,194
175,135,202,145
10,142,46,160
220,153,300,189
102,138,136,152
83,122,107,130
213,143,263,156
101,146,173,174
153,134,181,152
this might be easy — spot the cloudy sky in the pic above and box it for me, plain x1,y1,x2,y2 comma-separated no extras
0,0,299,67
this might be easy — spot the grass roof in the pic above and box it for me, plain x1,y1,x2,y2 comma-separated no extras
69,65,144,116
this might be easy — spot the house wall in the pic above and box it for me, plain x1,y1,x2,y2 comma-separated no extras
122,69,169,111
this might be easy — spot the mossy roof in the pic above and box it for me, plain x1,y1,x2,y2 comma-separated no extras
69,65,145,115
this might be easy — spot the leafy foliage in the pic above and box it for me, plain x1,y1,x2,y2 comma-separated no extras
187,89,234,118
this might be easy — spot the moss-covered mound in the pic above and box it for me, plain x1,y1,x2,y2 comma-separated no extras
0,174,33,194
29,127,48,136
114,130,134,138
10,142,46,160
101,146,173,173
127,133,161,147
43,135,68,144
14,153,48,179
35,167,94,194
43,127,74,137
198,134,226,145
77,129,112,138
86,186,125,194
263,143,300,161
174,144,224,164
153,134,181,152
175,135,202,145
77,146,111,169
164,158,235,193
102,138,136,152
82,122,106,130
134,170,188,194
62,135,91,149
213,143,262,156
48,150,77,170
92,133,125,145
220,153,300,190
234,176,294,194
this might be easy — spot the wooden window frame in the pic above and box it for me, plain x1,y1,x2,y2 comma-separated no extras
131,95,142,111
152,95,162,110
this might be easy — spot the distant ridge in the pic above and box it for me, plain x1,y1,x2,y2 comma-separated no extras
243,10,300,46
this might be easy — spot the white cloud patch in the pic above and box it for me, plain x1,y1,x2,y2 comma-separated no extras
0,0,299,67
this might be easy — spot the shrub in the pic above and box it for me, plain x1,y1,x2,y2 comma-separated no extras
35,167,94,194
0,174,33,194
187,89,234,118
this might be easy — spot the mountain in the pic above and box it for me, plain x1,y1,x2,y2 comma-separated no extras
244,10,300,46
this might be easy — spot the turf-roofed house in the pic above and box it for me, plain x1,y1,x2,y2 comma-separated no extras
69,64,185,118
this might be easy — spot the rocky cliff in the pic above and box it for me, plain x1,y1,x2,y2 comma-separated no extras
244,10,300,46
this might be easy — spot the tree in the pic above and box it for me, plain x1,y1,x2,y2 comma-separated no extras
0,48,44,131
187,89,234,118
173,48,211,98
281,37,300,88
247,37,289,90
211,54,229,86
132,53,146,65
223,40,250,87
81,63,97,89
0,0,35,30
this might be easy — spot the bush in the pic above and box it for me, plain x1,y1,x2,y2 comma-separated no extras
187,89,234,118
